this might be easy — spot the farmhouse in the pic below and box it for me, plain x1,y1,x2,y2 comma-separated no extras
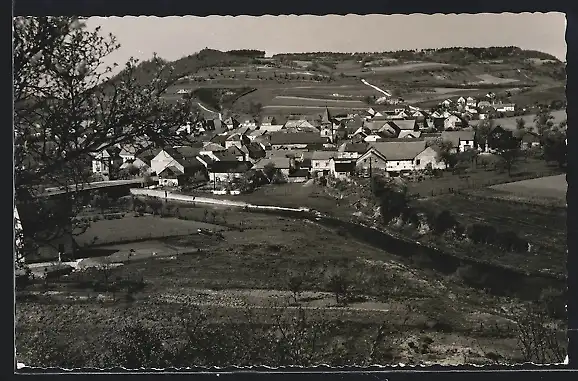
207,161,252,183
356,140,437,176
310,150,338,177
150,146,202,176
253,157,293,177
241,142,267,162
441,130,475,153
443,115,464,130
330,158,356,180
466,97,477,107
495,103,517,113
91,146,123,180
513,130,541,149
157,163,207,187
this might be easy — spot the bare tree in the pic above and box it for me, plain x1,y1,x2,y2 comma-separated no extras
511,303,566,364
14,17,195,260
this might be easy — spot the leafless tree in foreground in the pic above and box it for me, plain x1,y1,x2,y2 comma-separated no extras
14,17,195,259
511,303,566,364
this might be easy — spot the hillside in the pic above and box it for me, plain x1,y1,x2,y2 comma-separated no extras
108,46,565,118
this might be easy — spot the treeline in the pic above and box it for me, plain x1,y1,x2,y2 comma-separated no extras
273,47,559,65
226,49,266,58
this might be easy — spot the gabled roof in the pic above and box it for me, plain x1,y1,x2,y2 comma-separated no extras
158,165,184,178
160,146,202,167
136,148,162,165
210,134,228,146
208,161,252,173
388,120,418,131
202,142,227,152
269,132,327,146
369,140,427,161
253,157,292,170
311,150,337,161
284,119,315,129
338,141,369,154
398,130,422,139
213,150,240,162
440,130,476,148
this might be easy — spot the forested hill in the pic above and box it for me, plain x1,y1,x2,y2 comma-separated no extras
273,47,562,64
107,49,254,87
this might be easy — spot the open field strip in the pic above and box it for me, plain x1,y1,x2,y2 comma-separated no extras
490,174,567,200
275,95,366,104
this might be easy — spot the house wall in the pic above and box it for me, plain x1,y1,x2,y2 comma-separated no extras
458,139,475,152
356,151,387,171
311,159,332,173
151,151,185,175
209,172,245,182
158,178,180,187
414,147,446,170
386,159,414,172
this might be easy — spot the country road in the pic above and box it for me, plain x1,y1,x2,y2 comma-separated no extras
197,102,220,116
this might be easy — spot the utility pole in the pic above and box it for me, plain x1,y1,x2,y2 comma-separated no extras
369,156,373,178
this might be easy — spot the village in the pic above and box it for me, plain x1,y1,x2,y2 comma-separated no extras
15,15,569,370
90,92,565,196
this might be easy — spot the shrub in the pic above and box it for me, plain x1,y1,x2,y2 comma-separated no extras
432,210,458,235
467,223,498,244
496,231,528,252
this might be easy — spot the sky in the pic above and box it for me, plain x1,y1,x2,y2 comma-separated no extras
85,13,567,67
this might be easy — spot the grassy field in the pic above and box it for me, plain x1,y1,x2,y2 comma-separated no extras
490,174,567,200
74,214,220,247
406,157,563,198
475,74,520,85
17,210,565,368
469,109,567,131
413,193,567,275
200,182,352,217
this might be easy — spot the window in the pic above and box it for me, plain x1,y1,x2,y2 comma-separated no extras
415,159,421,166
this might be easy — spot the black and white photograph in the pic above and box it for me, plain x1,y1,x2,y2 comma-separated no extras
14,12,568,369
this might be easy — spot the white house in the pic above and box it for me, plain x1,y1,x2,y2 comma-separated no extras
310,150,337,177
466,97,477,107
329,158,356,180
150,146,201,176
443,115,463,130
457,97,466,105
441,130,476,153
356,141,441,175
495,103,516,113
414,146,447,171
91,146,123,180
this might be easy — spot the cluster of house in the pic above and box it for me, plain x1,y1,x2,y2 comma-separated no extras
89,91,542,189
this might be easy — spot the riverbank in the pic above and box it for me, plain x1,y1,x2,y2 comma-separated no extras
130,188,565,301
